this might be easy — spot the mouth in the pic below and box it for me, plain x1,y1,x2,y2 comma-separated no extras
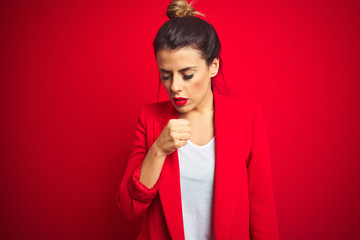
173,97,188,106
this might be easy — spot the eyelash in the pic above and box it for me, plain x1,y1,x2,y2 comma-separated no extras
184,74,194,80
161,74,194,81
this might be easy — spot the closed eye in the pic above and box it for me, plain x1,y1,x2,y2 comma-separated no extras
161,76,171,80
161,74,194,80
183,74,194,80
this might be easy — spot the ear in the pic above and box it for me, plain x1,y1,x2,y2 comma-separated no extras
209,57,220,78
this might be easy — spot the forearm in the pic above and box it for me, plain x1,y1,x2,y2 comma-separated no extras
139,142,166,189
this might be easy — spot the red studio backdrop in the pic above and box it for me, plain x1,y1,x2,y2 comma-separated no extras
1,0,359,239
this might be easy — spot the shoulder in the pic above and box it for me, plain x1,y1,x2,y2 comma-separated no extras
217,90,259,119
221,94,267,137
213,86,259,111
227,94,267,128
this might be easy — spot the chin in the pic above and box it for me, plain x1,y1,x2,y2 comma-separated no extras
174,106,186,112
173,104,189,113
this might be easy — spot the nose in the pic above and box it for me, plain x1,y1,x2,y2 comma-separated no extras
170,74,183,93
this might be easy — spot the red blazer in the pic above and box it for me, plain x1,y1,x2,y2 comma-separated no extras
117,88,279,240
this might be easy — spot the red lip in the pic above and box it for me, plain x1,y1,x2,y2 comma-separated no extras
173,97,188,106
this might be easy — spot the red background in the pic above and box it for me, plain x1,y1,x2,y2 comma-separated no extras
1,0,359,239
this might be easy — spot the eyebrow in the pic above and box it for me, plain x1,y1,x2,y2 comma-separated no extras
159,66,197,73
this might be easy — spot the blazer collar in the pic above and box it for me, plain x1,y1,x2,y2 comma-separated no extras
156,87,243,240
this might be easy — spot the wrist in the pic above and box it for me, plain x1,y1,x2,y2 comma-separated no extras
150,141,166,159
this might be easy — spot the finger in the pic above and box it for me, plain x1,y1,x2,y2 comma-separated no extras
175,139,188,148
176,132,191,140
171,131,190,140
173,125,191,133
174,118,190,125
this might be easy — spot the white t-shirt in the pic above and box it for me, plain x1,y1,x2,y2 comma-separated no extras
178,136,215,240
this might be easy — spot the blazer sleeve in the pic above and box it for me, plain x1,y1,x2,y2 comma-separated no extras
248,103,280,239
117,105,159,220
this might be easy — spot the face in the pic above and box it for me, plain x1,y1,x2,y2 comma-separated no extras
155,47,219,113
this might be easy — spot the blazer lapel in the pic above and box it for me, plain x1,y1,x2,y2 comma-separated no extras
155,102,185,240
212,88,244,239
154,88,243,240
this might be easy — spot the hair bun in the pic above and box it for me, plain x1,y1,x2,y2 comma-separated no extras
167,0,204,19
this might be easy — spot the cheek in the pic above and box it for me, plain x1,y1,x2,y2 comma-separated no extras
192,74,209,91
193,79,202,87
161,81,171,92
187,80,201,96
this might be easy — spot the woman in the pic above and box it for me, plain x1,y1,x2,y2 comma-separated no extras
117,0,279,239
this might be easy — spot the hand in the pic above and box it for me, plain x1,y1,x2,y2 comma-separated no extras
153,119,191,156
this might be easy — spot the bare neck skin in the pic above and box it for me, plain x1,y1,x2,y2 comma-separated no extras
178,86,214,119
178,87,214,146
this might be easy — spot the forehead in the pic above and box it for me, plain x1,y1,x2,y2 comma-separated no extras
156,47,204,69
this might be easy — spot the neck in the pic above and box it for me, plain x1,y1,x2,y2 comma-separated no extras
193,86,214,115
